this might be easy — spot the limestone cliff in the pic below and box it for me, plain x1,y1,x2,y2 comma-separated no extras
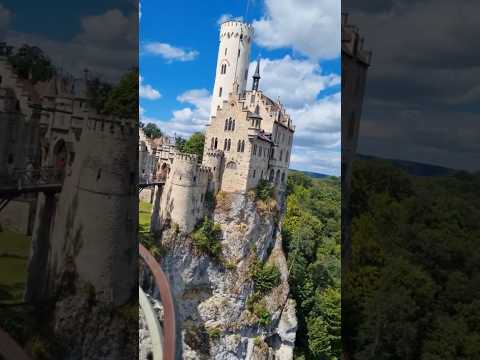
141,192,297,359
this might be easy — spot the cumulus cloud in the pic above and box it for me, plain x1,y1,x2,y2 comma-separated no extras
6,8,137,81
143,42,199,62
253,0,340,60
247,55,340,109
141,89,212,138
139,75,161,100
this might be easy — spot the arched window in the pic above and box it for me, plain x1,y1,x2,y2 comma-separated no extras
275,170,280,184
237,140,242,152
228,118,233,131
281,172,286,183
219,87,223,97
253,144,257,155
232,119,235,131
269,169,275,182
253,169,256,178
261,170,264,179
227,139,231,151
214,138,218,149
224,139,228,150
211,138,215,149
271,149,275,160
241,140,245,152
225,119,229,131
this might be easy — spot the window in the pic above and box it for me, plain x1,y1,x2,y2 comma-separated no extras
214,138,218,149
281,172,285,183
245,69,248,80
237,140,242,152
238,49,240,57
232,119,235,131
225,119,229,131
251,119,255,127
261,170,264,179
241,140,245,152
219,87,223,97
255,105,260,114
227,139,231,151
286,151,289,162
280,150,283,161
211,138,215,149
251,95,255,104
224,139,228,150
253,169,256,178
253,144,257,156
228,118,233,131
225,48,227,56
221,64,227,74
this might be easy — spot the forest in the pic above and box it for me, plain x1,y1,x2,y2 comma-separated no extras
344,158,480,359
283,171,341,359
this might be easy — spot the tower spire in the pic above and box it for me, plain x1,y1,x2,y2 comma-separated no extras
252,57,261,91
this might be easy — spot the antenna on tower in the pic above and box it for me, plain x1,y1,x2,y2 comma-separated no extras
245,0,251,21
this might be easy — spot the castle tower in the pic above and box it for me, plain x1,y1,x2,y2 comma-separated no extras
158,153,207,233
209,20,254,119
26,115,138,305
202,149,224,193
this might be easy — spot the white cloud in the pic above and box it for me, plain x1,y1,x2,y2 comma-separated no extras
253,0,340,60
139,75,161,100
217,13,244,25
141,89,212,138
247,55,340,109
6,9,137,81
143,42,199,62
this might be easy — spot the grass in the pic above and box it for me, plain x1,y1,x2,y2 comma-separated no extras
139,201,152,232
0,228,31,303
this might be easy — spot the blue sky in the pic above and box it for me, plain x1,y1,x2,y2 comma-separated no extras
140,0,341,175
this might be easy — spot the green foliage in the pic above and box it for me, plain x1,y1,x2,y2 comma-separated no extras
283,174,341,359
86,77,113,114
8,44,54,83
191,217,222,259
182,132,205,162
255,179,275,201
175,136,187,150
207,327,221,340
250,259,281,295
103,67,139,119
345,159,480,360
143,123,163,139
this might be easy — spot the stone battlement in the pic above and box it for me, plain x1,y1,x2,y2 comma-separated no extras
198,165,212,174
342,13,371,65
220,20,254,39
174,152,198,163
205,149,224,158
84,116,137,138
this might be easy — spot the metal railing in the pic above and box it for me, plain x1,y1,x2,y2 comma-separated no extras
0,167,64,194
139,243,176,360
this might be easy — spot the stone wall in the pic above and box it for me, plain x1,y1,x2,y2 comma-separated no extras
0,199,34,234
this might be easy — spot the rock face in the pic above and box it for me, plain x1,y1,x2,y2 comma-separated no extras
142,192,297,359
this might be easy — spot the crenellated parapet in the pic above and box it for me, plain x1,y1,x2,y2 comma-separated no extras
342,13,372,65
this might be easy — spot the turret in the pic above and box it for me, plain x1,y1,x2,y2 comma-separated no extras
252,57,261,91
209,20,254,119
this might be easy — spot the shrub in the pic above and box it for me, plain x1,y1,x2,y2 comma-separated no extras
253,303,271,327
250,259,281,295
192,217,222,259
207,327,221,340
255,180,275,201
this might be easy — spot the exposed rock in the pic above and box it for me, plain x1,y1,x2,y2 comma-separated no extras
141,192,297,359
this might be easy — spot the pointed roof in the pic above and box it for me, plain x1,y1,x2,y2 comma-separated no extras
253,57,261,79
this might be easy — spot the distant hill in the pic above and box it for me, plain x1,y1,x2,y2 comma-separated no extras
357,154,457,177
290,169,333,179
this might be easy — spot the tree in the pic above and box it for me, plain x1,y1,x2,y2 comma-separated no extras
183,132,205,162
86,77,112,114
143,123,162,139
103,67,139,119
8,44,55,83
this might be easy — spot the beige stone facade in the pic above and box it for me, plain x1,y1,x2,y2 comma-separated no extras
153,21,295,233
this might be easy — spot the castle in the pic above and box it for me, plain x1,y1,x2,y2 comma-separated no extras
0,43,138,305
145,20,295,233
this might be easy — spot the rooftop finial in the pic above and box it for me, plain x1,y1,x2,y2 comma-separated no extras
252,57,261,91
